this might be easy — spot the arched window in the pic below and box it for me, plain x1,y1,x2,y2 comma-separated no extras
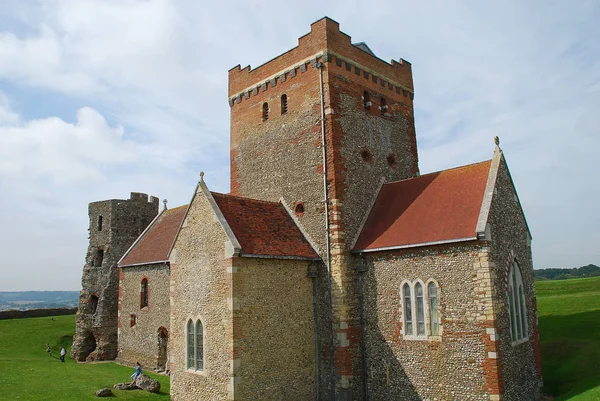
403,283,412,335
195,320,204,370
428,282,439,336
281,94,288,115
415,283,425,336
508,261,528,343
262,102,269,121
140,278,148,309
402,279,442,340
187,320,194,369
363,91,371,110
186,318,204,371
380,97,387,114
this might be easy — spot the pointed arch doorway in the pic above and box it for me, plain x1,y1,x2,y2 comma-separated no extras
157,326,169,372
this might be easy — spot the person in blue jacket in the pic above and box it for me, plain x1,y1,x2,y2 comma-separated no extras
130,362,142,382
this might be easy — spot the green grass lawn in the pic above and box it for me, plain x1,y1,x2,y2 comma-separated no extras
0,314,170,400
536,276,600,400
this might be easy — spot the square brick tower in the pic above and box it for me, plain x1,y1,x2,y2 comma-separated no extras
228,17,419,399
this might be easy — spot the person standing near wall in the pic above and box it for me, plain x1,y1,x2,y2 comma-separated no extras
60,347,66,362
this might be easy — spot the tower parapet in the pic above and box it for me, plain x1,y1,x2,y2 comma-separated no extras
228,17,413,107
71,192,158,362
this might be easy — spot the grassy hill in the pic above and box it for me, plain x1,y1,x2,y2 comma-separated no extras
537,276,600,400
0,277,598,399
0,314,169,400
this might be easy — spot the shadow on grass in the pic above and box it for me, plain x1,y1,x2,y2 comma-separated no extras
539,310,600,400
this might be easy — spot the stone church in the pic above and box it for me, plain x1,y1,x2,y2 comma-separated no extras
72,17,543,401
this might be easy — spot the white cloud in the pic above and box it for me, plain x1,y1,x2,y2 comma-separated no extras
0,103,136,183
0,0,598,290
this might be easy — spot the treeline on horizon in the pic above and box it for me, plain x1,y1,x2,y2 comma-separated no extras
535,264,600,281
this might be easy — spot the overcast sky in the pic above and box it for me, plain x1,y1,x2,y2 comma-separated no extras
0,1,598,291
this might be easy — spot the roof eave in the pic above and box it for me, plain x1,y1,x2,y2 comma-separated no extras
238,253,321,261
119,260,170,268
352,236,479,254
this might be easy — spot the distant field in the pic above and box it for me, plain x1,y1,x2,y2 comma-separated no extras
0,315,170,400
537,276,600,400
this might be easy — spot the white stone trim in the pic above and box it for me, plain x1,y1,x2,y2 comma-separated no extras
476,146,502,238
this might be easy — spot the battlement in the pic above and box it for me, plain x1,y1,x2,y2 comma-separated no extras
228,17,413,103
129,192,160,207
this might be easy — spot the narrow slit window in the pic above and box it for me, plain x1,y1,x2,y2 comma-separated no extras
403,283,413,335
97,216,103,231
508,261,528,343
509,288,516,340
519,285,527,337
428,282,439,336
380,97,388,114
416,283,425,336
363,91,371,110
513,271,522,338
195,320,204,370
187,320,194,369
140,278,149,309
94,249,104,267
262,102,269,121
281,94,288,115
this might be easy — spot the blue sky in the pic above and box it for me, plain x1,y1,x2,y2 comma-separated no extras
0,0,598,291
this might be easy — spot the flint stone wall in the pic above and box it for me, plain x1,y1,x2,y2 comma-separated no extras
363,244,492,401
487,157,542,400
231,256,316,400
117,262,170,370
169,186,232,401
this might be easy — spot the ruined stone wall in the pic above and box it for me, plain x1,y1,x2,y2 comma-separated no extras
117,262,170,370
169,186,232,401
487,157,542,401
363,244,496,401
231,257,316,400
72,192,159,362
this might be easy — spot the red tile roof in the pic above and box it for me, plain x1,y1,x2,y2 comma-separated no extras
353,160,492,252
211,192,319,259
120,205,188,266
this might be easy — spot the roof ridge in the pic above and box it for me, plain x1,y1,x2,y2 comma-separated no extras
163,204,189,212
384,159,492,186
211,191,282,206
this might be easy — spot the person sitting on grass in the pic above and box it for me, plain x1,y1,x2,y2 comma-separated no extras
46,343,51,356
130,362,142,383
